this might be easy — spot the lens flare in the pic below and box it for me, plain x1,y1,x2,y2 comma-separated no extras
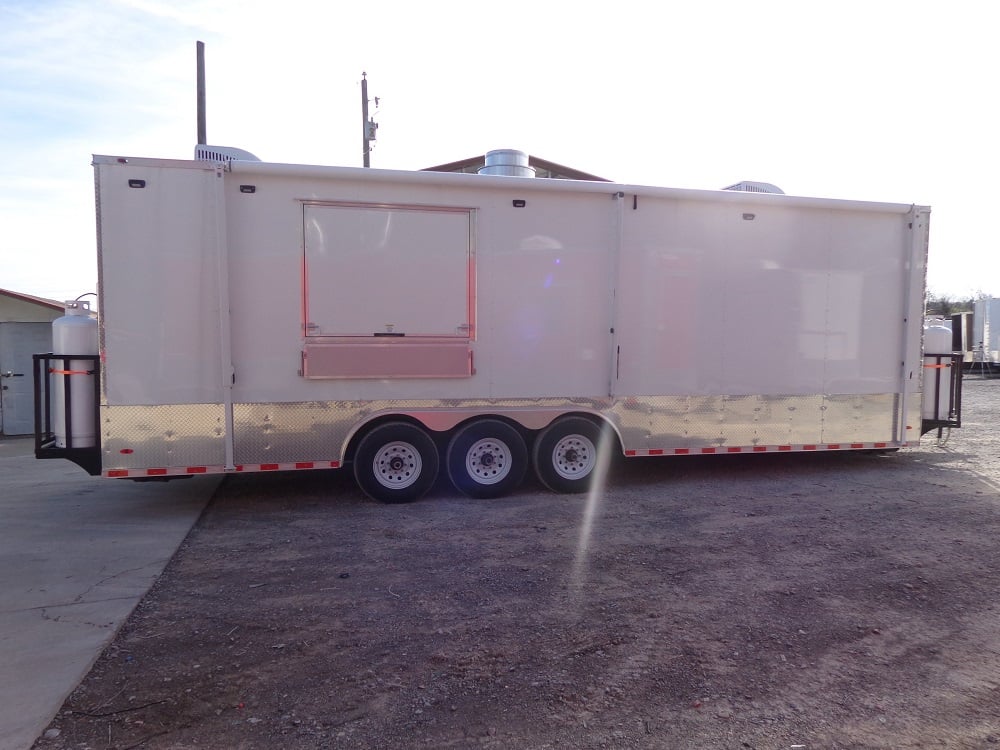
571,425,615,593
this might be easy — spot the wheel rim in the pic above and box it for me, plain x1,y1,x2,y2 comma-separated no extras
464,437,513,485
551,433,597,480
372,441,423,489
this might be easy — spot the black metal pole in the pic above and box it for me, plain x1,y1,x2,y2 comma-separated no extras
197,41,207,145
63,359,73,449
43,356,52,442
32,354,42,452
91,358,101,454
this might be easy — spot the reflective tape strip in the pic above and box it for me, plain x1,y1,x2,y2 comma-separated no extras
104,460,341,478
625,442,903,457
49,369,92,375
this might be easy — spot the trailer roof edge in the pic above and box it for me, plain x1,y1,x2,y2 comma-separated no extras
228,160,921,213
96,155,922,214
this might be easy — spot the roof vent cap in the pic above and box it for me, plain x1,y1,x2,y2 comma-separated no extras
195,144,261,163
722,180,784,195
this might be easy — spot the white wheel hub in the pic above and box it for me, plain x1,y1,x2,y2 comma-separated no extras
551,434,597,480
465,438,512,485
372,441,422,489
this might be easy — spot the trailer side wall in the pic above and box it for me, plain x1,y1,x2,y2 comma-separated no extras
93,157,927,474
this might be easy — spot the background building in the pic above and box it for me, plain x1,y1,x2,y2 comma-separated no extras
0,289,64,436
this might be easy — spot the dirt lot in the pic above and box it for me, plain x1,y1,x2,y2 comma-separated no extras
33,378,1000,750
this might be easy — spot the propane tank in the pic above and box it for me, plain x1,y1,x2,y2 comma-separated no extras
52,300,99,448
922,320,953,422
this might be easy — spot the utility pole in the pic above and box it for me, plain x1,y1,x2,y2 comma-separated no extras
361,72,378,167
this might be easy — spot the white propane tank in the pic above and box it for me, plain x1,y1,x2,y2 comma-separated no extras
922,321,953,422
52,300,99,448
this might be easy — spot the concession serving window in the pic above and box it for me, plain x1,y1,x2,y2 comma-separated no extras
301,202,475,378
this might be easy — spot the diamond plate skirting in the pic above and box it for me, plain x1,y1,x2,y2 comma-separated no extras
102,404,226,470
102,392,910,470
233,401,360,465
612,393,903,450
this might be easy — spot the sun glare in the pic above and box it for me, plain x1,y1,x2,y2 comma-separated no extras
571,426,615,594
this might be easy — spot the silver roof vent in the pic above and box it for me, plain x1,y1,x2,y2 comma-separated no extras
478,149,535,177
722,180,784,195
195,144,261,163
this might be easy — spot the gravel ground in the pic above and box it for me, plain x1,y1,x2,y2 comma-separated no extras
33,376,1000,750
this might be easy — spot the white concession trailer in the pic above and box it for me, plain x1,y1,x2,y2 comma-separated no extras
971,296,1000,370
34,150,962,502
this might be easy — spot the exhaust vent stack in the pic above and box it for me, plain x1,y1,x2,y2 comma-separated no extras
478,149,535,177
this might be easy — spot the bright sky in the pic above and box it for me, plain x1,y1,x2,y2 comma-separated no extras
1,0,995,303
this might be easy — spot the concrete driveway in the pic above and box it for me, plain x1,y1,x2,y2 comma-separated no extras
0,437,219,750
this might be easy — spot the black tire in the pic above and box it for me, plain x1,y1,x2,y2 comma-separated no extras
353,422,439,503
532,416,612,494
446,419,528,499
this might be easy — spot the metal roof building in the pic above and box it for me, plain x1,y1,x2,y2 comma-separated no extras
422,150,609,182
